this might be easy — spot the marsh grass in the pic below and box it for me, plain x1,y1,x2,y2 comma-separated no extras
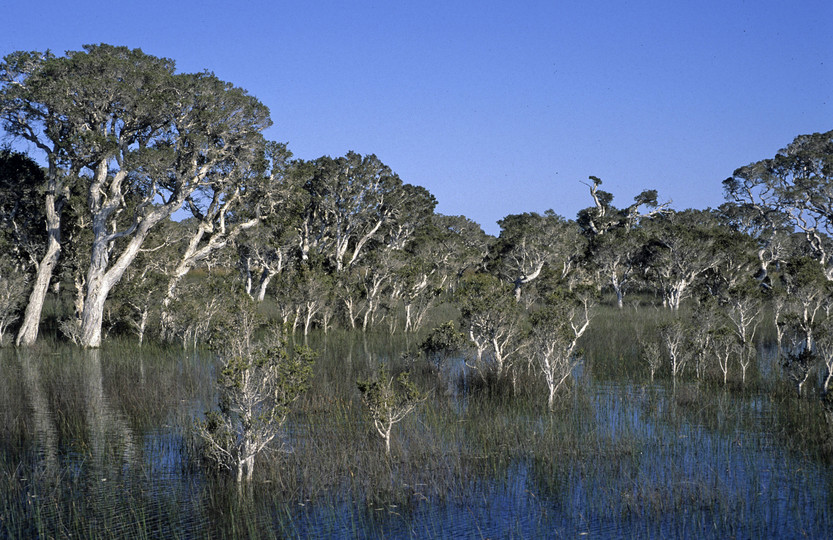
3,321,833,537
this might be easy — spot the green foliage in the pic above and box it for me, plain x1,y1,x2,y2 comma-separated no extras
198,307,316,481
357,365,426,456
419,321,466,370
0,148,45,269
0,255,28,345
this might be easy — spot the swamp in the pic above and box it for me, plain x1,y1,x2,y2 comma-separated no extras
2,307,833,539
2,45,833,538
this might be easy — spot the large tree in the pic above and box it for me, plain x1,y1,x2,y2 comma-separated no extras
639,209,724,310
1,45,271,347
724,130,833,279
296,152,434,272
1,50,76,345
490,210,584,301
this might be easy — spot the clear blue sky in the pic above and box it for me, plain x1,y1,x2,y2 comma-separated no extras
3,1,831,235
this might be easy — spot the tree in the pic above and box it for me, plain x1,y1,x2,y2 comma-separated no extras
639,209,724,310
490,210,583,301
659,318,689,382
0,255,28,345
0,148,46,273
2,45,271,347
456,272,527,382
587,229,646,309
420,321,466,373
431,214,493,277
711,327,738,386
577,177,671,309
161,141,293,322
357,365,425,458
638,334,663,382
197,307,315,482
296,152,434,272
724,130,833,279
529,287,593,410
777,257,830,354
577,175,670,237
1,50,73,345
718,202,795,290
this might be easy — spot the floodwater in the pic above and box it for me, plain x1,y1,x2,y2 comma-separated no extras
1,340,832,538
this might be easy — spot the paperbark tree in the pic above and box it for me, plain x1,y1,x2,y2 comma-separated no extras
1,50,76,345
2,45,271,347
161,141,292,321
197,308,315,482
296,152,429,272
490,210,583,301
529,288,593,410
0,148,46,272
357,366,425,458
0,255,28,345
577,175,670,237
724,130,833,279
456,272,527,381
639,209,723,310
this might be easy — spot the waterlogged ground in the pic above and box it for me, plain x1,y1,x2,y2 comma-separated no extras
1,336,832,538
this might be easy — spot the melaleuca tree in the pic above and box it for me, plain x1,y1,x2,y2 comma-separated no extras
161,141,293,324
576,176,670,308
357,364,425,457
528,282,594,410
0,254,27,345
724,130,833,279
455,272,527,382
296,152,433,273
576,176,670,238
490,210,584,302
420,321,466,373
638,209,725,310
1,45,272,347
0,148,45,273
197,304,315,482
772,257,832,397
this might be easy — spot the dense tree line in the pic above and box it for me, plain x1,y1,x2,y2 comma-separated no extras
2,45,833,406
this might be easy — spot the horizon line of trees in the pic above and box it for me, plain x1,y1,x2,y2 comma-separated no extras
2,45,833,402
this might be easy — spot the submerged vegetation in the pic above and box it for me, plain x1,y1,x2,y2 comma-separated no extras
1,44,833,536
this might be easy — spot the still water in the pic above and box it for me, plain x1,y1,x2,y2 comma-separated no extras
1,339,832,538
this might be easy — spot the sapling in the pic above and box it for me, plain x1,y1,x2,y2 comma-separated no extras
639,335,663,382
357,365,426,457
197,308,316,482
419,321,466,374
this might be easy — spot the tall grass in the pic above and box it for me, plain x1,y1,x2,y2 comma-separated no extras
2,316,833,538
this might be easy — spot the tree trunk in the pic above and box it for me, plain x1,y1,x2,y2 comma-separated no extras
614,286,624,310
16,239,60,346
16,184,63,346
256,269,277,302
80,213,168,348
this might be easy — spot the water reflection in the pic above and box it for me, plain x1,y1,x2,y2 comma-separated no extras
2,341,833,538
83,348,138,481
18,351,59,478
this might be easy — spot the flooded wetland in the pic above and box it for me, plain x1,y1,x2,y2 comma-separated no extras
2,322,832,539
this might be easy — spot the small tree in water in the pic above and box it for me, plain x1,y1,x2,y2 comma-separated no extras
357,365,425,458
197,307,315,482
420,321,466,374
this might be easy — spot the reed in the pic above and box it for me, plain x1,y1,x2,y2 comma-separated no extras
2,321,833,538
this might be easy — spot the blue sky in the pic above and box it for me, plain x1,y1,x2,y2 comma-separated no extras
3,1,831,235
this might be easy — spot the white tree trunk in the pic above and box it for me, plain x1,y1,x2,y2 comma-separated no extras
16,239,59,346
16,186,63,346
